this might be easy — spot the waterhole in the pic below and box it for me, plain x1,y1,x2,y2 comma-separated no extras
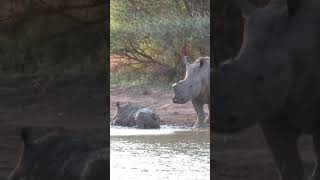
110,126,210,180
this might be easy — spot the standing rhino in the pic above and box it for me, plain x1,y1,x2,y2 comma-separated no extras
112,102,160,129
213,0,320,179
172,56,210,127
7,127,107,180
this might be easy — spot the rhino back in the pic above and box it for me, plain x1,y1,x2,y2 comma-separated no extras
198,58,210,103
135,108,160,128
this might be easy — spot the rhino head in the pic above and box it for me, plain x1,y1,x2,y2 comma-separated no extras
112,102,136,126
213,0,292,133
172,56,210,104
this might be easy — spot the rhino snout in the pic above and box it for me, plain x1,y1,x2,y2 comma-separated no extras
172,96,187,104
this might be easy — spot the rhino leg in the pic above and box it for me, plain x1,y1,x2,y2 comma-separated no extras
205,103,210,126
311,132,320,180
261,119,303,180
192,100,205,127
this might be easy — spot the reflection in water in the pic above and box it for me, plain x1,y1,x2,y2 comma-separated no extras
111,126,210,180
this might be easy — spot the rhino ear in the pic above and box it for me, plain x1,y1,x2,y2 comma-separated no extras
233,0,256,18
182,56,190,66
199,58,206,68
116,102,120,108
21,127,32,148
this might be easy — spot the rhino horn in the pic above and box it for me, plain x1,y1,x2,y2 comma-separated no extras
182,56,190,66
234,0,256,18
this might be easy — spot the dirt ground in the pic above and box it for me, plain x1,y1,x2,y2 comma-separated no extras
0,77,106,179
110,85,209,127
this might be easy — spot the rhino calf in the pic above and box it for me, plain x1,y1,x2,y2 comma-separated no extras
172,56,210,127
8,128,108,180
112,102,160,129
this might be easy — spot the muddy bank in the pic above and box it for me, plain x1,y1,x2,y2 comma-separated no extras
110,85,209,127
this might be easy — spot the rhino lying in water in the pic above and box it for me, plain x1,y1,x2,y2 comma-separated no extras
213,0,320,179
112,102,160,129
7,128,107,180
172,56,210,127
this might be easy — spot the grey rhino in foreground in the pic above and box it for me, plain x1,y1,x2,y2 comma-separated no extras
8,128,108,180
112,102,160,129
172,56,210,127
213,0,320,179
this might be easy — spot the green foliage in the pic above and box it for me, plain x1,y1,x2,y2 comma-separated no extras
139,15,210,62
111,0,210,85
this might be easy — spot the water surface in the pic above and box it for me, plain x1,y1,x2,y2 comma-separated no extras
110,126,210,180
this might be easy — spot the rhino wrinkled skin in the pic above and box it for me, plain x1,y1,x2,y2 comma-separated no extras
112,102,160,129
172,56,210,127
7,128,107,180
213,0,320,179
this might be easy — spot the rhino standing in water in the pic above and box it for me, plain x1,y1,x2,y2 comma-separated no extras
7,128,107,180
112,102,160,129
213,0,320,179
172,56,210,127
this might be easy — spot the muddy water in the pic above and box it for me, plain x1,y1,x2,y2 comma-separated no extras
110,126,210,180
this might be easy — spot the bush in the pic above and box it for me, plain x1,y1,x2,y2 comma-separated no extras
110,0,210,85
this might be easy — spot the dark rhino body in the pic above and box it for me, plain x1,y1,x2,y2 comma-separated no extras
213,0,320,179
8,128,107,180
112,102,160,129
172,57,210,127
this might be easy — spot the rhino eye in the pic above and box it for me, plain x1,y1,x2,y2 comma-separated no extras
256,73,264,83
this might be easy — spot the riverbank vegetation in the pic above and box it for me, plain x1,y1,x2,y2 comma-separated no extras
111,0,210,86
